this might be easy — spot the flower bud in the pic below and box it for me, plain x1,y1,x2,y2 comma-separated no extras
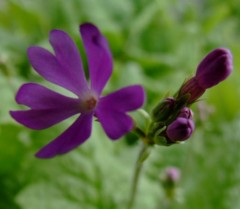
161,167,180,191
166,117,194,142
164,167,181,184
196,48,233,89
177,48,232,104
178,107,193,119
177,77,206,104
152,97,175,122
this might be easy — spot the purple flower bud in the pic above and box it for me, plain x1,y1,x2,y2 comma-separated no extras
160,167,181,190
178,107,193,119
166,117,194,142
177,48,232,104
165,167,181,183
178,77,206,104
196,48,233,89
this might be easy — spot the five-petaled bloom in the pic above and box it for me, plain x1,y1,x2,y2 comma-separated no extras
10,23,145,158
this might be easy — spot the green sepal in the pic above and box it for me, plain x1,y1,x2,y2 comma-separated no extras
153,135,169,146
130,108,151,137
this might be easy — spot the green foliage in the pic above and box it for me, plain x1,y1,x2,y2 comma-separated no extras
1,0,240,208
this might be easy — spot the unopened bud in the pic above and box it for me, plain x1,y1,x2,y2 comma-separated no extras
166,117,194,142
152,97,175,122
161,167,181,189
196,48,233,89
178,77,205,104
177,48,233,104
178,107,193,119
165,167,181,184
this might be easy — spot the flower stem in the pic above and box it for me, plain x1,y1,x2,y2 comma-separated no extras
127,142,151,209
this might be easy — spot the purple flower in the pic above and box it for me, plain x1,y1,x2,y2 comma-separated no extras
166,117,194,142
10,23,145,158
178,48,233,103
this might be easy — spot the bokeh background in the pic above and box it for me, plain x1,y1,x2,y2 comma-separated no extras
1,0,240,209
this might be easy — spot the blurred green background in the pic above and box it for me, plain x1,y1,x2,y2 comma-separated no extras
1,0,240,208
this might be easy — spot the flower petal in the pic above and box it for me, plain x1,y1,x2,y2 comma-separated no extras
27,46,87,96
10,108,80,130
49,30,89,93
15,83,79,109
80,23,113,95
36,113,93,158
96,108,133,140
10,83,81,129
95,85,145,139
98,85,145,111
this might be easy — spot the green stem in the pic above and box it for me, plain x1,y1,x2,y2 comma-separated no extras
127,142,151,209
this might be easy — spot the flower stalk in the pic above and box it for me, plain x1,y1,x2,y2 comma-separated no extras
126,47,233,209
127,142,151,209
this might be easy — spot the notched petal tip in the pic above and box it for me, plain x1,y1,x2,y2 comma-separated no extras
14,82,39,106
80,23,100,43
49,29,73,46
10,110,39,130
9,110,48,130
27,46,42,60
80,22,107,49
49,29,69,46
49,29,66,36
80,22,113,95
15,84,28,105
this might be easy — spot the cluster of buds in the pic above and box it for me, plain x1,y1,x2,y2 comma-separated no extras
149,98,195,145
147,48,233,146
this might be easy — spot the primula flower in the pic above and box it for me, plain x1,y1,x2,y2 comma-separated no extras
178,48,233,103
10,23,145,158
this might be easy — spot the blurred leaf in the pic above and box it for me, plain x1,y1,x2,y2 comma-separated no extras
0,124,27,209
